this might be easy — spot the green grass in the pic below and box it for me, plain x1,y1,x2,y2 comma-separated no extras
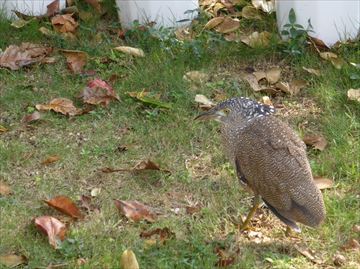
1,2,359,268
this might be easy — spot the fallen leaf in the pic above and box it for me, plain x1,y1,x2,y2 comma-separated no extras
0,254,27,268
44,195,83,219
204,17,225,30
333,253,346,267
41,155,60,165
79,78,119,106
308,36,330,50
294,245,323,264
240,31,271,48
36,98,82,116
34,216,67,248
47,0,60,17
120,249,139,269
347,88,360,102
79,195,99,213
319,51,338,61
183,71,209,84
0,125,8,133
114,46,145,57
61,50,88,74
0,181,12,196
313,177,334,190
342,239,360,251
22,111,41,124
84,0,101,12
215,17,240,34
243,74,262,92
140,227,175,243
251,0,275,13
186,205,202,215
302,66,321,76
11,19,32,28
114,200,156,222
275,80,307,95
90,188,101,197
242,6,262,19
261,96,273,106
253,70,266,81
0,43,52,70
352,225,360,233
266,67,281,84
215,247,235,267
51,14,78,33
127,91,171,109
303,134,327,151
195,94,216,110
39,27,56,37
133,160,160,171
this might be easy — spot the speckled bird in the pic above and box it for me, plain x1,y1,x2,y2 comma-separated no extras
196,97,326,232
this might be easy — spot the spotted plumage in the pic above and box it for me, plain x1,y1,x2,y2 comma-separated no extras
196,97,326,231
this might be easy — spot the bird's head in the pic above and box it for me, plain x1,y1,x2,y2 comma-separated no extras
195,97,275,123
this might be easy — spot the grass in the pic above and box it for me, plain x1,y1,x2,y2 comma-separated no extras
1,1,360,268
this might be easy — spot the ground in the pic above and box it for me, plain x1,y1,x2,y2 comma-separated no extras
0,1,359,268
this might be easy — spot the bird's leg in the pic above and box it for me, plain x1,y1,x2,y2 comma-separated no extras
240,195,261,231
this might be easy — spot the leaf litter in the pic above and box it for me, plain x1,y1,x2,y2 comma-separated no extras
114,200,157,222
79,78,119,106
36,98,83,116
0,254,27,268
61,50,88,74
303,134,327,151
0,181,12,196
44,195,83,219
34,216,67,249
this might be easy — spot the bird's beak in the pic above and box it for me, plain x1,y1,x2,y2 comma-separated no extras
194,109,225,121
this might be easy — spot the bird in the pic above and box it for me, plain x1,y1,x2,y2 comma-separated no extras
195,97,326,232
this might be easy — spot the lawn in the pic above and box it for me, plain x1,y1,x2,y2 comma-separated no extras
0,1,359,268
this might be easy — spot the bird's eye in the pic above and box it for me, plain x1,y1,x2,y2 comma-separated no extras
223,108,231,115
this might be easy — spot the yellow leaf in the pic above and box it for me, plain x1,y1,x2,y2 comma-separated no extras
347,88,360,102
114,46,145,57
120,249,139,269
204,17,225,30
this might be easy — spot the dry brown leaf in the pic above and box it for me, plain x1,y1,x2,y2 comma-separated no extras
41,155,60,165
186,205,202,215
84,0,101,13
34,216,67,248
195,94,216,110
242,6,262,19
44,195,83,219
61,50,88,74
243,74,262,92
302,66,321,76
36,98,82,116
79,78,119,106
51,14,78,33
342,239,360,251
0,181,12,196
0,254,27,268
114,46,145,57
114,200,156,222
0,125,8,133
253,70,266,81
215,17,240,34
47,0,60,17
240,31,271,48
266,67,281,84
313,177,334,190
261,96,273,106
120,249,139,269
303,134,327,151
133,160,160,171
204,17,225,30
347,88,360,102
22,112,41,124
215,247,236,267
0,43,52,70
275,80,307,95
140,227,175,243
295,245,323,264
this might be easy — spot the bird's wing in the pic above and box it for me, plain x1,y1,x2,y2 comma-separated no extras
235,116,325,227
